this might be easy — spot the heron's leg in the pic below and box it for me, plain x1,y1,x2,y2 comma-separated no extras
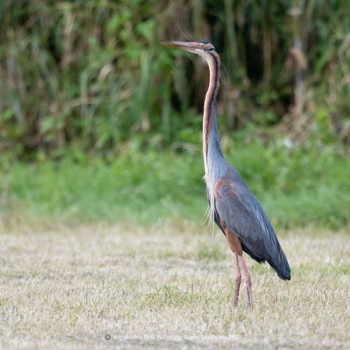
233,253,241,307
239,255,253,307
223,226,243,307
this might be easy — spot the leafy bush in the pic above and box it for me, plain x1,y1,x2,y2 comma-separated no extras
0,0,349,158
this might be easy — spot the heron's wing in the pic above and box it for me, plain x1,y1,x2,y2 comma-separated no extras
214,176,291,280
214,178,269,256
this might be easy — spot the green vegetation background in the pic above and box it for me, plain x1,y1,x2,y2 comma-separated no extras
0,1,349,229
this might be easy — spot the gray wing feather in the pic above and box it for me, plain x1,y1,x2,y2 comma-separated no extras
214,173,291,280
215,181,272,257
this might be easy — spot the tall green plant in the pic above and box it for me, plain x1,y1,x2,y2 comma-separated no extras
0,0,349,158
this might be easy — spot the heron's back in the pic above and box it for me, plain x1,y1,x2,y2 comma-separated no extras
214,166,291,280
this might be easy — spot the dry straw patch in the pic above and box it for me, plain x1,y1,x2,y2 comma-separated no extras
0,219,349,349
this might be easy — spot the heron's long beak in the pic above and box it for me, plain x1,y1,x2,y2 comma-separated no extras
162,41,199,52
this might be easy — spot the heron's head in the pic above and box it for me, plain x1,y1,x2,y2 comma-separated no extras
162,40,217,62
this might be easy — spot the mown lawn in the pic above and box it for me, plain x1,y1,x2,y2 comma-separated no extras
0,218,349,349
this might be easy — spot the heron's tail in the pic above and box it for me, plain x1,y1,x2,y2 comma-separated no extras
268,244,291,280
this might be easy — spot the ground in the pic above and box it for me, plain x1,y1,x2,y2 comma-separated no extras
0,218,349,349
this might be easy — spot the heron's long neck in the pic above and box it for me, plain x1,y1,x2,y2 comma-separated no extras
203,54,223,178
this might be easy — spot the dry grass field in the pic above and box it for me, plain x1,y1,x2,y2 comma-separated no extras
0,218,349,349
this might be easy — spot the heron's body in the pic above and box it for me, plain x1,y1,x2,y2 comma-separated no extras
163,40,290,306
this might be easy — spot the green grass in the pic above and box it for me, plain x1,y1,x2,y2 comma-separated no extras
0,220,349,349
1,141,350,229
2,151,205,223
